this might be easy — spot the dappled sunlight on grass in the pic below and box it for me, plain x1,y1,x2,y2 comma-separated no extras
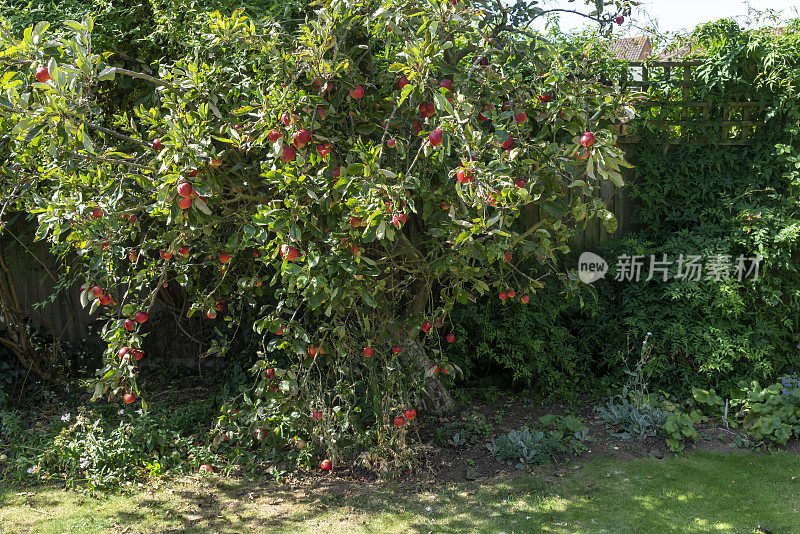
3,452,800,532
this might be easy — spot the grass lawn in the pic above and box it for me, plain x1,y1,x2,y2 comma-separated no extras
2,451,799,533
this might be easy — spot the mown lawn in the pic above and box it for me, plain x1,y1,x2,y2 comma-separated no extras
2,451,799,533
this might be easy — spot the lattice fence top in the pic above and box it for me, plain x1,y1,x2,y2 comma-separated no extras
617,61,764,145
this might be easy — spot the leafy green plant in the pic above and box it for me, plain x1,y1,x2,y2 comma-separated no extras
486,426,562,468
594,395,669,442
435,412,493,448
730,379,800,445
661,411,701,452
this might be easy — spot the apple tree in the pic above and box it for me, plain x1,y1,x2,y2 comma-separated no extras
0,0,633,463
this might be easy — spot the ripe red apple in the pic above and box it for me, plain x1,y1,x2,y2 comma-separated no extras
393,415,406,427
515,178,527,188
118,346,130,358
501,135,513,149
281,112,293,126
207,309,217,319
134,311,149,323
615,15,625,24
441,202,450,210
515,112,527,123
317,143,332,158
281,145,296,162
505,252,512,261
387,138,396,148
349,85,364,99
215,301,225,312
313,410,323,420
521,295,530,303
179,246,190,257
199,464,213,473
478,103,495,121
293,129,311,148
538,92,553,103
320,459,332,471
124,318,135,331
265,368,276,379
332,166,341,178
420,102,436,118
392,213,408,228
499,291,508,301
132,349,143,361
508,289,516,298
429,129,443,147
421,322,433,333
219,252,231,264
152,138,162,150
92,286,103,297
399,77,409,89
392,346,401,355
91,208,103,219
456,168,474,184
35,65,52,83
580,132,595,148
99,293,111,305
363,347,374,357
446,333,455,343
268,129,283,143
255,428,265,440
405,409,416,420
177,182,194,198
160,250,173,260
280,244,298,261
123,392,136,404
439,79,453,90
178,196,192,209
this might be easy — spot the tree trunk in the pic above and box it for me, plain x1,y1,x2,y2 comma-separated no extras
400,335,455,415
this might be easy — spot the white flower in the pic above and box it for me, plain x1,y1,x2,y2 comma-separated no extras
61,413,71,422
136,409,143,415
118,409,124,415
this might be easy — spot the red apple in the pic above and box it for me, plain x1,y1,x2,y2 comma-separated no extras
177,182,194,197
99,294,111,305
207,309,217,319
439,79,453,90
92,286,103,297
499,291,508,301
421,322,433,333
134,311,149,323
313,410,323,420
515,178,527,188
118,346,130,358
393,415,406,427
501,135,513,149
320,459,332,471
615,15,625,24
293,129,311,148
538,92,553,103
456,168,474,184
508,289,516,298
332,167,341,178
521,295,530,304
281,112,293,126
428,129,443,147
124,319,135,331
317,143,332,158
265,368,276,379
478,104,495,121
446,333,455,343
349,85,364,99
268,129,283,143
219,252,231,264
405,409,416,420
160,250,172,260
179,246,190,257
420,102,436,118
581,132,595,148
350,217,363,227
281,145,296,162
392,346,401,355
178,196,192,209
132,349,143,361
91,208,103,219
392,213,408,228
363,347,374,357
515,112,527,123
255,428,265,440
123,392,136,404
280,244,298,261
35,65,52,83
188,169,199,178
387,138,396,148
152,138,162,150
505,252,512,261
399,77,409,89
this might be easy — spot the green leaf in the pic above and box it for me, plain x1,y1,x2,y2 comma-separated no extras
97,67,116,81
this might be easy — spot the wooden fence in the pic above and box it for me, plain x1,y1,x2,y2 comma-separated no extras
0,60,766,347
